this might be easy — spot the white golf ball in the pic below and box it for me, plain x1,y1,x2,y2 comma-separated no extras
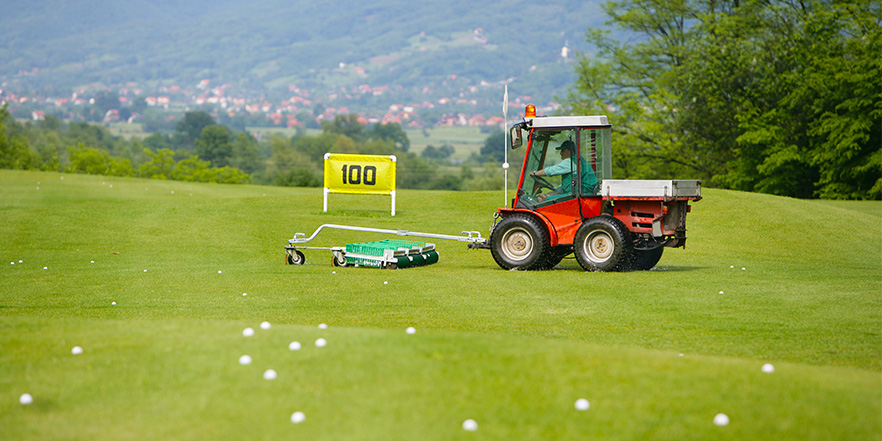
318,323,328,329
713,413,730,426
263,369,277,380
289,341,301,351
260,321,271,330
315,338,327,347
741,267,746,271
9,262,13,265
143,269,147,272
218,270,222,274
242,293,247,296
91,260,95,264
242,327,255,337
718,290,724,295
71,346,83,355
111,301,116,306
291,411,306,424
43,267,48,270
239,355,252,365
406,327,416,335
18,260,22,263
575,398,590,411
19,393,33,405
383,281,388,285
762,363,775,373
462,419,478,431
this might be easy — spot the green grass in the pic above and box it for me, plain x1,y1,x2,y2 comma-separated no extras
1,170,880,440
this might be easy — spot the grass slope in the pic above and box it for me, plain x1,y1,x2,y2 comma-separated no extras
1,170,879,440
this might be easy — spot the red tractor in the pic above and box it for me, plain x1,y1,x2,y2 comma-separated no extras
475,105,701,271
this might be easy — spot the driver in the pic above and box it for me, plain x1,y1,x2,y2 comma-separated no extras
529,140,597,202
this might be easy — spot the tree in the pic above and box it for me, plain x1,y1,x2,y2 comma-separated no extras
567,0,881,199
0,103,39,170
195,125,233,167
139,148,177,179
321,115,364,142
229,132,264,174
369,122,410,151
480,130,506,163
174,111,216,148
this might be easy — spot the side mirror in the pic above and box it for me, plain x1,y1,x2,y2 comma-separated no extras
510,126,523,149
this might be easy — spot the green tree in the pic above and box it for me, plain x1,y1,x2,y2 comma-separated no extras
568,0,881,199
195,125,233,167
139,148,177,179
230,132,264,174
0,104,39,170
174,111,216,148
480,130,506,163
321,115,365,142
369,122,410,151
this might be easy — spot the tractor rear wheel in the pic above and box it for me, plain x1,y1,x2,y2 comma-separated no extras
490,214,550,270
573,216,631,272
630,246,664,271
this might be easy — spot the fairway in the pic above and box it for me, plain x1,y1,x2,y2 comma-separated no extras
1,170,880,440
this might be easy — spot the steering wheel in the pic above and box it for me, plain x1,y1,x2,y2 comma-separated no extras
532,174,556,191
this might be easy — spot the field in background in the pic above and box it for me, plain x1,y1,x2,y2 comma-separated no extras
0,170,879,440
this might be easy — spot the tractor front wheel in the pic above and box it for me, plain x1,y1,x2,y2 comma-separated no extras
573,216,631,272
490,214,550,270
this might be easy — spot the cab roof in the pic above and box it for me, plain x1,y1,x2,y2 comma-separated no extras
525,115,610,128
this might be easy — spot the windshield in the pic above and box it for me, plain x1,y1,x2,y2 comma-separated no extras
517,127,608,208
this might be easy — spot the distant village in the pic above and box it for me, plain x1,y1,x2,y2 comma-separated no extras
1,75,555,133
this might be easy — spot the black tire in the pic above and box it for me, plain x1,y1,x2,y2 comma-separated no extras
630,246,664,271
332,252,348,267
573,216,632,272
537,245,572,270
287,250,305,265
490,214,550,270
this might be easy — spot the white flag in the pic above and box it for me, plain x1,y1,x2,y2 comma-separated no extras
502,85,509,116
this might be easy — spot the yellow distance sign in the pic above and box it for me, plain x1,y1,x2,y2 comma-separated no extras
324,154,396,195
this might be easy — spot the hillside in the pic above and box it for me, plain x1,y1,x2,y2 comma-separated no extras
1,0,605,115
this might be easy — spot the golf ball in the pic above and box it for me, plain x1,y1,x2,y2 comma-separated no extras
218,270,222,274
318,323,328,329
19,393,33,405
289,341,301,351
263,369,277,380
718,290,724,295
406,327,416,335
242,327,255,337
315,338,327,347
462,419,478,431
239,355,252,365
762,363,775,373
713,413,730,426
242,293,247,296
71,346,83,355
575,398,590,411
111,301,116,306
383,281,388,285
260,321,271,330
291,411,306,424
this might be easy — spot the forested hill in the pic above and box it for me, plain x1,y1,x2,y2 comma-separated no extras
1,0,605,110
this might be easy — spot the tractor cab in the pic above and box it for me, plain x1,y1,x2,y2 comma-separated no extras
510,111,612,210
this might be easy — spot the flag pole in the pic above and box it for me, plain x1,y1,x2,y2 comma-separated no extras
502,85,509,208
